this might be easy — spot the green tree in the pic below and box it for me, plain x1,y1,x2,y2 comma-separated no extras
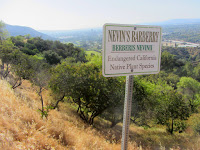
161,51,176,72
100,76,125,128
193,64,200,81
49,59,77,109
0,21,10,79
0,39,15,79
65,43,87,62
144,71,180,89
133,79,172,127
10,36,25,47
0,20,8,43
28,37,50,52
182,61,194,77
49,61,124,125
10,52,35,89
43,50,62,65
177,77,200,113
155,90,190,134
130,78,153,126
30,60,51,118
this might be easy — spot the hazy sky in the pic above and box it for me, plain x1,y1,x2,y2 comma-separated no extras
0,0,199,30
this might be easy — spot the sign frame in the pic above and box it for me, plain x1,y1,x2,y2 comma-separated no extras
102,23,162,77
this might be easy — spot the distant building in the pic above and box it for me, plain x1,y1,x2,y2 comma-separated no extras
162,40,200,48
162,41,176,47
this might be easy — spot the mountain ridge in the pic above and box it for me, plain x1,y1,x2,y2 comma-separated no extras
144,18,200,26
5,24,56,40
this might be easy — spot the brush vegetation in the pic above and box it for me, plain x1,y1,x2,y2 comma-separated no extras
1,20,200,149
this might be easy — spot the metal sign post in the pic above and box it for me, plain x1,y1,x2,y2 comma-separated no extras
121,75,134,150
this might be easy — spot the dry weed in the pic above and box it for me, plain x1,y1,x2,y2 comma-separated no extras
0,79,141,150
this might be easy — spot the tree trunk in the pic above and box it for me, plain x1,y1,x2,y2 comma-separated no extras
89,112,100,125
41,94,44,113
12,78,22,89
79,110,88,123
53,94,65,109
3,63,10,79
170,119,174,134
89,115,95,125
0,62,4,79
38,87,44,114
77,100,88,123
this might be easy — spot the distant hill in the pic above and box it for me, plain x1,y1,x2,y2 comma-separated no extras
5,24,56,40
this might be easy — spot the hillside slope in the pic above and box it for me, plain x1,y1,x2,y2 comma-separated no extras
0,79,139,150
1,78,200,149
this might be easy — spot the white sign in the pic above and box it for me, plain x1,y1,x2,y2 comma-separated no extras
102,23,162,77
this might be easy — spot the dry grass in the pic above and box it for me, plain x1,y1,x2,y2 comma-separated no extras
0,79,141,150
1,79,200,150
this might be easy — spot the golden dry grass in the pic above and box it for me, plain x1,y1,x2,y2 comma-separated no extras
1,79,200,150
0,79,142,150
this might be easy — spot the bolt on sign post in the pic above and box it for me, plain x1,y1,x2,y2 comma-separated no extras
102,23,162,150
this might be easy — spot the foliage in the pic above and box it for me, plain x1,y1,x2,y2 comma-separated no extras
43,50,61,65
130,78,156,126
143,71,180,88
10,51,33,88
0,20,8,42
177,77,200,113
193,64,200,82
10,36,88,64
100,76,125,127
10,36,25,47
192,115,200,135
155,90,190,134
174,120,187,133
49,61,124,124
0,39,16,78
161,51,176,72
37,105,54,118
0,39,15,63
30,61,51,117
132,76,192,134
